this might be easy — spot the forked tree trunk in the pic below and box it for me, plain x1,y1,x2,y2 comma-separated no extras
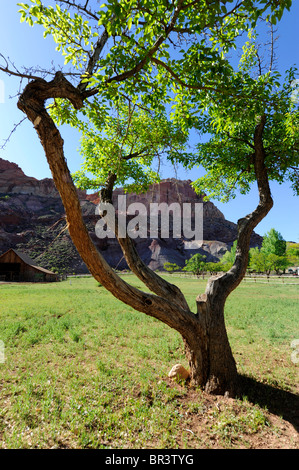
17,73,273,397
100,177,238,395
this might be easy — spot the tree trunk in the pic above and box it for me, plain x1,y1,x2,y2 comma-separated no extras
99,176,238,395
181,293,238,396
182,114,273,395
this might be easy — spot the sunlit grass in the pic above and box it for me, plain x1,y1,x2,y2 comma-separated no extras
0,275,298,448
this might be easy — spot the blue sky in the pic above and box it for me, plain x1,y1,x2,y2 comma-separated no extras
0,1,298,242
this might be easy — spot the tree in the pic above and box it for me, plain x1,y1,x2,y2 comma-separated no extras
261,228,287,257
270,254,289,274
220,240,238,269
163,262,180,274
183,254,206,278
249,247,267,273
205,262,226,275
1,0,297,397
249,247,289,275
249,230,289,274
286,243,299,267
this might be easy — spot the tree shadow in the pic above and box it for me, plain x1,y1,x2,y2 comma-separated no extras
238,375,299,434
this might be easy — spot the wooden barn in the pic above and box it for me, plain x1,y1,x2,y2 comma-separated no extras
0,249,59,282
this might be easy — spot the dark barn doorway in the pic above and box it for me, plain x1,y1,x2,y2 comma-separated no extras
0,262,21,281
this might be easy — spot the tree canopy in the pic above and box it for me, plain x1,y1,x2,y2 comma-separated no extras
51,95,188,193
15,0,298,198
173,36,299,202
261,228,286,256
183,253,207,277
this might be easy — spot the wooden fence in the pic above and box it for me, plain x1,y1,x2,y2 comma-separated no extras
159,271,299,285
242,275,299,285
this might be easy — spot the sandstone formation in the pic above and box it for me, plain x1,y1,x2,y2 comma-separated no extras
0,158,263,273
88,178,262,270
0,158,86,199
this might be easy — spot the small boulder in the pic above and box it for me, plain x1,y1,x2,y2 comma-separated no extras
168,364,190,381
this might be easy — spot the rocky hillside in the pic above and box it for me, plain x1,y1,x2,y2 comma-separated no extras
0,158,262,273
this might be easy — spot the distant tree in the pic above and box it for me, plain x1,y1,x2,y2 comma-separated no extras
270,255,289,274
249,248,269,273
220,240,238,268
249,248,288,275
183,254,206,278
163,262,180,274
286,243,299,267
205,262,226,275
261,228,286,257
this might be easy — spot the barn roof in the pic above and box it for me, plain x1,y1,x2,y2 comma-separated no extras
0,248,57,276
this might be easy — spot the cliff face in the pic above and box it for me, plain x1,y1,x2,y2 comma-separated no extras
87,178,225,220
88,178,262,270
0,158,92,273
0,158,262,273
0,158,86,199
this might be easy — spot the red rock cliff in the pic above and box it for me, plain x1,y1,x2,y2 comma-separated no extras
0,158,86,199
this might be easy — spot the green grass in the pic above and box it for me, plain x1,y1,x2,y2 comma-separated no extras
0,275,298,449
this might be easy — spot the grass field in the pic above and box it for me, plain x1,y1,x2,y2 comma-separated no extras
0,275,298,449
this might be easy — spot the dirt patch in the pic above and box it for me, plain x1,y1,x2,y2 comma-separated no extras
166,378,299,449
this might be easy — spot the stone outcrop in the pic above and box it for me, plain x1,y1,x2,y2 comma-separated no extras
87,178,262,270
0,158,263,273
87,178,225,220
0,158,86,199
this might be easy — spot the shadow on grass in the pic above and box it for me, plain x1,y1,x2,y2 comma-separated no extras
239,375,299,433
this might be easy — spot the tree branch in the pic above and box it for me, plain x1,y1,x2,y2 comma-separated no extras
0,64,42,81
56,0,100,21
151,57,221,93
0,117,27,150
106,0,185,84
204,114,273,305
121,147,149,161
225,131,255,149
78,28,109,92
98,173,190,312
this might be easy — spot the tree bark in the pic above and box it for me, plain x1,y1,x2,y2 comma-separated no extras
17,74,273,397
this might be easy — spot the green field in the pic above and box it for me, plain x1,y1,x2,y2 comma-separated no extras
0,275,298,449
